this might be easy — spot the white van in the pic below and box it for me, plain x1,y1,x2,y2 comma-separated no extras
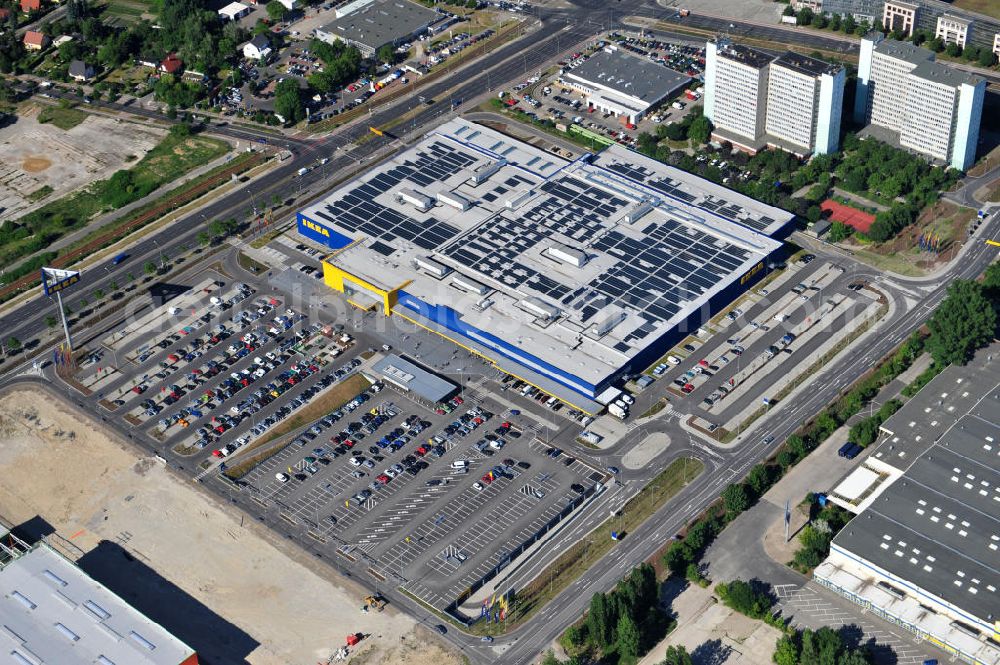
451,460,469,469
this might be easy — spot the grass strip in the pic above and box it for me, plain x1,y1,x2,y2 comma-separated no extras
479,457,704,634
639,399,667,419
223,374,370,480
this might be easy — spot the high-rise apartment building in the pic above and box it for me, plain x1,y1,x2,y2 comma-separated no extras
703,40,771,145
855,34,985,170
854,36,932,131
704,39,844,155
765,53,845,155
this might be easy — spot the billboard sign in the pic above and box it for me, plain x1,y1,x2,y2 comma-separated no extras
41,267,81,296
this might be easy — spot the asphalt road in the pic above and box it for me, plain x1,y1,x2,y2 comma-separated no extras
2,4,1000,663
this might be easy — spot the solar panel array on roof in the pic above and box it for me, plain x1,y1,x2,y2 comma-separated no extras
602,162,775,232
311,142,472,252
440,168,753,332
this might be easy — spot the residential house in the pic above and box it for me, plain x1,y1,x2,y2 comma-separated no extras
68,59,94,81
160,53,183,75
23,30,48,50
20,0,41,13
242,33,272,60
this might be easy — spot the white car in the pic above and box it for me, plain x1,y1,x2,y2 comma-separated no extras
620,393,635,405
472,482,484,491
666,355,681,365
349,457,363,467
275,472,289,483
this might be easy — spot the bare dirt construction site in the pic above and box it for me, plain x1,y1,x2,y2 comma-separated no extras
0,105,165,221
0,387,465,665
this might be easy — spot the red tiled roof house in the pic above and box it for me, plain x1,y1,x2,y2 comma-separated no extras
160,53,183,75
23,30,49,50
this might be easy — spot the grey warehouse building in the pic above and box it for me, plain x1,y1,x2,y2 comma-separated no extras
0,529,198,665
563,47,690,124
367,354,456,403
314,0,441,57
819,347,1000,665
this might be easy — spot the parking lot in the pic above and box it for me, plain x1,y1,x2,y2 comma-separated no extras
82,274,370,472
632,255,885,433
225,375,604,612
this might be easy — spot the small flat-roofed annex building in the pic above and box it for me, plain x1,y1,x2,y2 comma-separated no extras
297,119,791,412
313,0,439,58
0,533,198,665
367,354,456,403
218,1,250,21
562,47,690,125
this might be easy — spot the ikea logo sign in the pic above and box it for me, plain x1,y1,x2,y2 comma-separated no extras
301,219,330,238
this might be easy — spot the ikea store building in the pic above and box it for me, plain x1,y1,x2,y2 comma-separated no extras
297,119,792,412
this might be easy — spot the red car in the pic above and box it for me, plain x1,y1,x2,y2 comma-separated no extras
167,354,179,362
132,385,145,394
343,439,355,448
681,383,695,394
415,446,428,457
500,422,511,429
434,408,446,415
212,449,224,457
698,359,709,368
376,474,390,484
452,396,464,405
481,474,493,484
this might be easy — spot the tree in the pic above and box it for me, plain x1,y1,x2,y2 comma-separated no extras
274,78,305,124
46,315,58,329
93,288,104,300
716,579,772,618
722,482,750,517
978,48,997,67
982,261,1000,300
197,231,212,246
827,221,852,243
660,645,694,665
144,260,157,275
376,43,395,64
540,651,563,665
773,634,799,665
6,336,21,353
746,464,771,497
587,592,612,647
616,612,641,661
926,279,997,366
265,0,287,20
687,114,712,144
945,42,962,58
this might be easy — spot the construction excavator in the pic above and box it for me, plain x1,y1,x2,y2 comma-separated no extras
362,594,386,612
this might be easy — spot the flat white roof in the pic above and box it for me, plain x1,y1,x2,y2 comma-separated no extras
218,1,248,16
0,544,195,665
832,466,880,501
302,119,788,389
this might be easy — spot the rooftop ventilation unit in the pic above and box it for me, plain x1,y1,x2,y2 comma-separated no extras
472,159,505,185
520,297,560,320
546,244,587,268
437,191,471,211
415,256,451,278
398,188,433,212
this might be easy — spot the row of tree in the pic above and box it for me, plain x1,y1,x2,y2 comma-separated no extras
561,563,667,664
774,627,872,665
